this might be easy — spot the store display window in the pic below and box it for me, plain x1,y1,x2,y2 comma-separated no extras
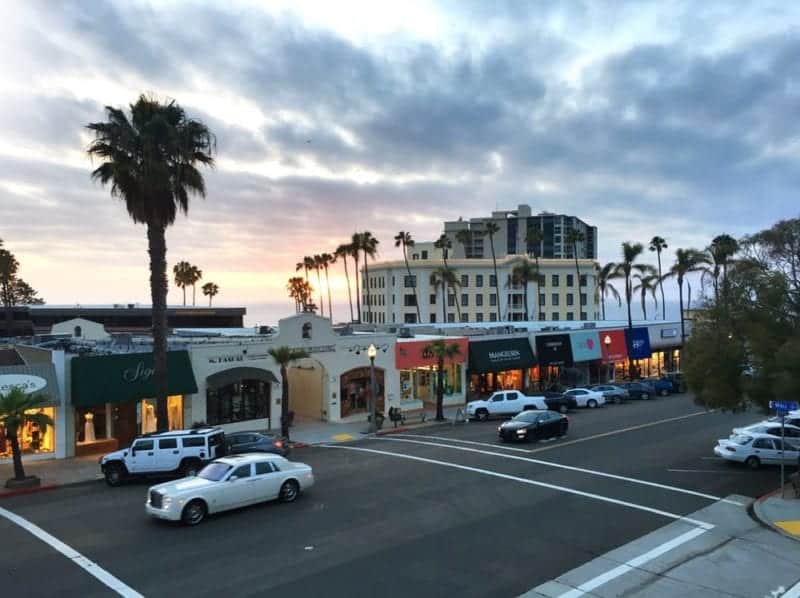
0,407,56,459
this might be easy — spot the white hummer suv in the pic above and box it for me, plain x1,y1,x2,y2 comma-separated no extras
100,428,226,486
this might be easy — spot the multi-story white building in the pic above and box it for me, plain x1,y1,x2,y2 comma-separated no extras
362,255,600,325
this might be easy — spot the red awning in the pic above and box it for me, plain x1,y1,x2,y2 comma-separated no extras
600,329,628,362
395,338,468,369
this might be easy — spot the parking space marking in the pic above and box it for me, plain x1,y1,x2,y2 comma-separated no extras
0,505,143,597
321,444,714,529
384,436,746,506
666,468,740,474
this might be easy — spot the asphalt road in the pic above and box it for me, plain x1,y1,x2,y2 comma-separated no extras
0,395,784,598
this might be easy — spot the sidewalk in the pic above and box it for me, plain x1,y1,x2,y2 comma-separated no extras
753,482,800,542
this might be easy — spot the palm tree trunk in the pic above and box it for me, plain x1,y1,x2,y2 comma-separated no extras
316,269,324,317
436,356,445,420
490,241,500,321
404,248,421,323
453,285,462,321
353,255,362,323
192,284,196,307
363,251,372,323
657,251,666,320
678,278,686,342
641,290,647,320
181,285,186,306
626,276,633,329
342,255,355,322
601,289,606,321
147,223,170,432
209,295,212,307
280,365,290,440
523,283,529,320
441,284,446,324
9,427,25,480
325,265,333,322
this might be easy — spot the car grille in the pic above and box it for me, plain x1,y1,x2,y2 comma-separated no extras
150,490,163,509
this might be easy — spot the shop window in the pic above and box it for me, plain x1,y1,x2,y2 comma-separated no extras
341,367,385,417
206,380,270,425
77,407,107,444
0,407,56,459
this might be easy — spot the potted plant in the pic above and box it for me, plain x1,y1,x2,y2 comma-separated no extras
1,386,54,489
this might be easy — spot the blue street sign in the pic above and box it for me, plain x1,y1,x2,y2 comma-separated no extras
769,400,799,412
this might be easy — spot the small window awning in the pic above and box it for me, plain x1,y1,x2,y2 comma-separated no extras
206,367,278,390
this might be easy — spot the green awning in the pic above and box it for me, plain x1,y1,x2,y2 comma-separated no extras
71,351,198,407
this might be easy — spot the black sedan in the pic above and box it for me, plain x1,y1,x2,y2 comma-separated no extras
543,392,577,413
618,382,655,400
498,411,569,443
225,432,289,456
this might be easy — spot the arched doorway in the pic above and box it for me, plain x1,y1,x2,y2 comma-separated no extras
288,358,326,421
340,366,385,418
205,367,277,427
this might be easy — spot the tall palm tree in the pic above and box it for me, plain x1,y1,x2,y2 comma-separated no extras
394,231,421,323
424,339,462,421
296,256,313,284
455,229,472,259
359,231,379,323
663,248,709,342
565,228,585,292
173,261,193,306
632,272,659,320
320,252,334,321
648,236,668,319
350,235,363,322
510,258,541,320
703,234,739,305
312,254,325,317
201,282,219,306
88,95,215,431
610,242,649,330
335,243,355,322
429,266,458,324
525,228,544,261
268,346,310,440
597,262,621,321
0,387,54,483
485,222,502,321
189,264,202,306
434,234,460,319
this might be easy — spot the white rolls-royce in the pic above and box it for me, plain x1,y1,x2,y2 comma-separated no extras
145,453,315,525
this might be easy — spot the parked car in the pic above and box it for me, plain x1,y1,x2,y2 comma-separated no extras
767,410,800,428
498,411,569,443
589,384,630,404
714,433,800,469
618,382,654,400
642,378,674,396
226,432,289,457
100,427,227,487
564,388,606,408
467,390,548,421
731,422,800,439
542,392,577,414
146,454,314,525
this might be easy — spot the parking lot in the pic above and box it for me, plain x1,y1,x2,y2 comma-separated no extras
0,394,791,597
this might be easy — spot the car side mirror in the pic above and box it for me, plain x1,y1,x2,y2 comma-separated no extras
131,448,136,456
229,475,239,482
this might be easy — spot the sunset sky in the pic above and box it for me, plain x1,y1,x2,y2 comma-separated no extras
1,1,799,320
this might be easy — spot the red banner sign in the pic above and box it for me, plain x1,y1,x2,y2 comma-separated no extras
395,338,469,369
599,329,628,363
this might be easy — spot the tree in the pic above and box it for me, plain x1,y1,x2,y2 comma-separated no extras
335,243,355,322
350,234,363,322
662,248,709,342
296,256,314,284
359,232,379,323
485,222,502,321
320,252,334,321
201,282,219,306
525,228,544,261
702,234,739,306
597,262,621,321
189,264,202,307
395,231,422,322
313,254,325,317
87,94,215,431
455,229,473,259
565,227,585,292
268,347,310,440
286,277,314,313
610,242,651,330
430,266,458,324
632,272,659,320
434,234,461,320
648,236,668,320
424,339,462,421
1,387,54,483
510,258,541,320
1,246,45,336
172,261,193,306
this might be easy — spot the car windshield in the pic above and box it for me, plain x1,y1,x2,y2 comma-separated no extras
730,434,752,445
512,412,539,423
198,462,232,482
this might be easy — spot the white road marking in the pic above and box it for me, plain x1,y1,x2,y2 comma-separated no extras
382,435,746,506
556,526,710,598
321,444,713,529
0,505,143,598
667,468,739,474
783,579,800,598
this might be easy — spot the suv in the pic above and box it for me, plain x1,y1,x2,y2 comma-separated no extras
100,428,226,486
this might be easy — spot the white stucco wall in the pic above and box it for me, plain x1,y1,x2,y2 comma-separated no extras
51,318,110,341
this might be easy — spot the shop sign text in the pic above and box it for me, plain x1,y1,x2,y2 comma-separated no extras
488,349,521,363
122,362,154,383
0,374,47,394
208,355,245,364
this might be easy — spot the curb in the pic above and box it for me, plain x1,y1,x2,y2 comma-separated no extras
0,483,60,499
752,486,800,544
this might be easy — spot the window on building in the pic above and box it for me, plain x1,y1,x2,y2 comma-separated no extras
461,274,469,287
476,294,483,307
404,275,416,287
538,312,546,321
404,294,417,307
461,294,468,306
539,293,545,306
404,313,417,324
460,314,468,323
567,312,574,321
448,294,455,307
580,274,587,287
476,313,484,322
392,295,395,305
489,274,497,287
580,312,588,320
552,313,560,321
430,293,436,305
421,250,428,259
392,276,395,286
476,274,484,287
430,314,436,323
566,274,574,287
412,253,419,260
552,294,560,306
206,380,270,425
447,313,455,323
567,293,574,306
490,313,497,322
580,293,587,306
552,274,560,287
490,293,497,306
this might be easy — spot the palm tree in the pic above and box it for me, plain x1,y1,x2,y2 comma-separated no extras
525,228,544,261
359,231,379,323
430,266,458,324
350,234,363,322
455,229,472,259
610,242,650,330
320,252,334,321
268,346,310,440
648,236,668,319
485,222,502,321
189,264,202,306
296,256,313,284
394,231,422,323
434,234,460,319
597,262,621,321
312,254,325,317
424,339,462,421
510,258,541,320
632,273,659,320
565,228,585,292
287,277,314,313
201,282,219,306
703,234,739,305
1,387,54,483
335,243,355,322
88,95,215,431
663,248,709,342
173,261,193,306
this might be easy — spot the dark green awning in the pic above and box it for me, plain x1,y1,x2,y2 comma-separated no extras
467,338,536,374
71,351,198,407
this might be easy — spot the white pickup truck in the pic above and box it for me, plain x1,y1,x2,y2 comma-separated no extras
466,390,548,421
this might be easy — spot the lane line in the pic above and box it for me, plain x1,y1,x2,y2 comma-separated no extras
321,444,713,529
784,579,800,598
0,505,143,597
666,468,740,474
381,436,745,506
555,526,710,598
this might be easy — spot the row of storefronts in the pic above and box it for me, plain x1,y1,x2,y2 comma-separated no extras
1,314,684,462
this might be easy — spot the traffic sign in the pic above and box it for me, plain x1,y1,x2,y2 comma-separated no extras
769,401,799,411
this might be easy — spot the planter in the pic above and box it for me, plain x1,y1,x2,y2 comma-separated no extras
5,475,41,490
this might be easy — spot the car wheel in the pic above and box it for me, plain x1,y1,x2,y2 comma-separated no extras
558,404,568,414
181,500,207,526
587,399,598,409
641,393,650,401
745,456,760,470
104,463,125,487
613,396,622,405
476,409,489,421
660,389,669,397
558,424,568,437
279,480,300,503
180,460,201,478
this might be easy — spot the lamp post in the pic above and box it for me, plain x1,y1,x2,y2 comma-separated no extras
368,343,377,433
603,335,612,382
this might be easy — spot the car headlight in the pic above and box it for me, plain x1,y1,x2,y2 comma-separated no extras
516,429,527,435
162,496,173,507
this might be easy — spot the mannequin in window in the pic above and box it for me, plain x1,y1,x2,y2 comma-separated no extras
84,412,96,442
142,403,157,434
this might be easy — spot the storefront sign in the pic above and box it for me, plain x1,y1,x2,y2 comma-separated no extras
625,327,652,359
208,354,245,364
535,334,574,367
468,338,535,374
290,344,337,354
0,374,47,394
396,338,468,369
660,328,679,339
0,364,60,405
568,330,602,363
600,330,628,363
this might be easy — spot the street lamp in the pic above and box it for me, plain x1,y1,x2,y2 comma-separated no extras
603,335,612,382
368,344,377,433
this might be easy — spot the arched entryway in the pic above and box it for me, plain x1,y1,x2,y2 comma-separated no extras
205,367,277,427
340,366,385,418
288,358,326,421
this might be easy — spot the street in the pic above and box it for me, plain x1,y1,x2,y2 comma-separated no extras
1,395,794,597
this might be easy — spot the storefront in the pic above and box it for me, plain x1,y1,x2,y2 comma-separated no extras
395,337,468,409
531,333,576,390
598,329,628,380
0,364,62,463
467,337,536,397
69,351,198,455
